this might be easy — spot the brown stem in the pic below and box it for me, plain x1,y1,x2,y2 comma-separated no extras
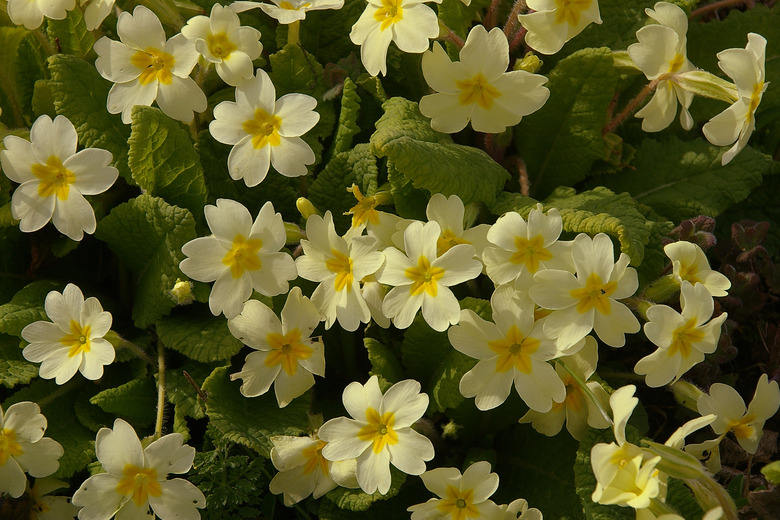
690,0,748,19
602,78,660,135
503,0,527,40
445,29,465,49
484,0,503,29
508,26,528,56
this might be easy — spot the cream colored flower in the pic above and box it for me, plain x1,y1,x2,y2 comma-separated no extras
518,0,602,55
664,241,730,297
7,0,74,29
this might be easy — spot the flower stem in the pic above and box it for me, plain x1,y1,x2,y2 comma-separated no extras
33,29,56,55
154,339,166,440
503,0,527,41
484,0,503,29
690,0,748,19
508,26,528,55
602,78,660,135
437,20,465,49
287,20,301,46
557,359,613,427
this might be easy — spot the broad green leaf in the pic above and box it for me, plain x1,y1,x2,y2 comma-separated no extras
371,97,509,206
16,36,47,120
0,280,62,338
436,0,491,41
129,106,209,217
202,366,309,457
32,79,56,118
74,392,114,432
330,77,361,156
0,27,31,127
386,160,428,221
47,54,131,182
4,378,95,479
156,308,243,363
515,48,617,199
296,0,364,65
0,333,37,388
323,466,406,512
594,138,777,223
90,378,158,426
95,195,197,328
666,478,704,520
47,8,94,58
363,338,403,391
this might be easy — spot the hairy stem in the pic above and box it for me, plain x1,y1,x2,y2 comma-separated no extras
503,0,527,40
690,0,749,19
602,78,660,135
154,340,166,439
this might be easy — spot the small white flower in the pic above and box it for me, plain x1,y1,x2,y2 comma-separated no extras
703,33,769,165
81,0,115,30
377,220,483,331
179,199,297,319
229,287,324,407
7,0,74,30
0,115,118,241
518,0,602,55
28,478,79,520
407,461,503,520
349,0,441,77
664,241,731,297
209,68,319,186
697,374,780,454
22,283,115,385
94,5,207,124
181,4,263,87
426,193,491,259
635,282,727,388
499,498,544,520
0,402,64,499
231,0,344,23
319,376,434,495
72,419,206,520
420,25,549,134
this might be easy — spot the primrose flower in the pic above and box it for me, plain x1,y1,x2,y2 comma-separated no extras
703,33,769,165
377,220,483,331
229,287,324,407
72,419,205,520
1,115,118,241
664,241,730,297
6,0,74,30
181,4,263,87
269,434,357,506
518,0,602,55
349,0,441,77
448,293,564,412
82,0,115,30
426,193,491,259
319,376,434,495
482,205,573,286
94,6,206,124
231,0,344,23
627,2,694,132
179,199,297,319
408,461,503,520
499,499,543,520
420,25,549,134
21,283,115,385
591,453,662,509
295,212,385,331
697,374,780,454
637,506,724,520
530,233,640,349
209,68,319,186
28,478,79,520
635,282,727,388
0,402,63,499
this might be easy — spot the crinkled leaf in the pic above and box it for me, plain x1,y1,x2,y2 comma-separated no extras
89,377,157,426
595,138,777,223
386,160,428,221
515,48,617,199
129,106,209,218
330,77,361,156
323,466,406,512
47,54,131,182
202,365,309,457
47,8,94,58
95,195,197,328
371,97,509,206
0,27,31,127
0,280,62,338
156,308,243,363
0,333,37,388
363,337,403,392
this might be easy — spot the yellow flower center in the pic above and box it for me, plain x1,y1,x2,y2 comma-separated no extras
264,328,312,376
677,260,702,284
668,53,685,73
488,324,540,373
280,0,311,9
31,156,76,200
728,414,756,440
667,318,705,358
206,32,237,59
116,465,163,506
436,229,469,256
302,440,329,476
554,0,592,26
562,374,585,412
130,47,175,86
222,234,263,278
325,249,354,292
0,428,23,465
510,235,553,273
405,255,445,297
357,408,398,453
570,273,618,314
243,108,282,149
748,81,765,122
455,73,502,110
438,486,480,520
60,320,92,357
346,185,381,227
373,0,403,31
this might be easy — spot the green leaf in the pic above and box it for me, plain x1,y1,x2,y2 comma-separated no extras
47,54,131,183
0,333,37,388
167,363,210,441
323,466,407,512
363,338,403,392
95,195,197,328
46,8,94,58
74,392,114,432
4,378,95,479
436,0,491,41
761,460,780,485
371,97,509,206
666,478,704,520
595,138,777,223
0,27,32,127
0,281,62,338
330,77,361,156
202,366,309,457
128,106,209,217
386,160,429,220
515,48,618,199
90,378,158,426
0,226,28,302
156,308,243,363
